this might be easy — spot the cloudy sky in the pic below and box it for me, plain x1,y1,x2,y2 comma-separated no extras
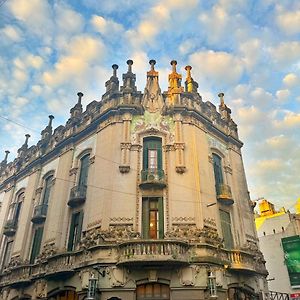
0,0,299,210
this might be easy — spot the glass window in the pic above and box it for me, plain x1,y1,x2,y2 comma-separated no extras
137,283,170,299
142,197,164,239
42,175,53,205
213,154,223,186
2,240,13,268
143,137,162,171
67,211,84,251
30,227,44,263
78,154,90,187
220,209,234,249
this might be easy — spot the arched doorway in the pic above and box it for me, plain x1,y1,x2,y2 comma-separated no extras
48,290,79,300
137,283,170,300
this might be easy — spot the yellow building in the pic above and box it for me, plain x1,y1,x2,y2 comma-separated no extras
0,60,268,300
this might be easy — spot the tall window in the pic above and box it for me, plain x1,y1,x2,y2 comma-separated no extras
67,211,84,251
30,227,44,263
143,137,162,171
213,154,223,187
2,240,13,269
8,192,24,224
78,154,90,187
42,175,53,205
142,197,164,239
220,209,234,249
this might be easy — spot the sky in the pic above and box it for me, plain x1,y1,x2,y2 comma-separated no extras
0,0,299,211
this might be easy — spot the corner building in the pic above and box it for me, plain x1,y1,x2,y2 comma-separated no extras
0,60,268,300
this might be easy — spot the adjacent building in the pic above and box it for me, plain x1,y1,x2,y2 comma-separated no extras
0,60,268,300
255,199,300,295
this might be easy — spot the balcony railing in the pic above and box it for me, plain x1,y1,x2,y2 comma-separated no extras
227,250,255,273
139,169,166,189
118,240,189,266
68,184,87,207
3,219,17,237
216,184,234,205
31,204,48,224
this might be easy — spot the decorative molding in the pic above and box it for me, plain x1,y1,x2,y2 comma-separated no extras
89,155,96,164
119,165,130,173
36,243,58,262
34,280,47,299
224,165,232,174
107,267,129,287
174,142,185,150
178,265,200,286
120,142,131,150
35,186,43,195
208,154,213,164
69,167,78,176
87,219,102,229
109,217,133,224
176,166,186,174
172,216,195,224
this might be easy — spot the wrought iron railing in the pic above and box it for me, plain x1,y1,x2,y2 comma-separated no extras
140,169,166,187
3,219,17,236
68,184,87,207
32,204,48,221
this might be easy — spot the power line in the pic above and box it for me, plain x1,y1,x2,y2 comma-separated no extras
0,115,40,134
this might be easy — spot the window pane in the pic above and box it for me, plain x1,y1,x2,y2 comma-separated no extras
42,176,53,205
79,154,90,186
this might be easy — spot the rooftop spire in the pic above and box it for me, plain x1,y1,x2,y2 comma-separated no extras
48,115,54,127
184,65,198,93
112,64,118,77
167,60,183,105
218,92,225,107
4,150,10,162
24,134,30,147
77,92,83,105
142,59,163,113
218,92,232,121
127,59,133,73
121,59,137,93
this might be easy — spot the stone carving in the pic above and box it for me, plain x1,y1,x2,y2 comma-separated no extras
172,216,195,224
165,224,222,246
36,243,58,262
34,280,47,298
109,217,133,224
107,267,129,287
7,256,28,269
178,265,200,286
100,225,140,242
119,165,130,173
79,226,103,250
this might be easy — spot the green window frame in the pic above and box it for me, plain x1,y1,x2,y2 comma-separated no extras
30,227,44,263
143,137,162,171
41,175,53,205
67,211,84,251
213,154,223,186
219,209,234,249
2,240,13,269
78,154,90,187
142,197,164,239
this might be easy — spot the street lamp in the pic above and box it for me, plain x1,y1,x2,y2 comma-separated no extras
208,271,218,298
87,273,98,300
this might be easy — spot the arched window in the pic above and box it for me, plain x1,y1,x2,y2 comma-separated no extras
212,153,223,187
137,283,170,300
8,191,24,224
78,154,90,187
41,175,53,205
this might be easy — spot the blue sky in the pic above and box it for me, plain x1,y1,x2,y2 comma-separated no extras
0,0,299,210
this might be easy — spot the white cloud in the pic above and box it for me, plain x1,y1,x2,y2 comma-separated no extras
8,0,53,39
266,135,289,150
273,111,300,129
189,50,244,84
283,73,299,87
271,41,300,66
91,15,123,36
250,87,273,105
1,25,22,42
276,89,290,104
239,39,262,70
43,35,106,87
277,9,300,35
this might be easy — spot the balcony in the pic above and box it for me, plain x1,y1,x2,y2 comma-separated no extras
67,184,87,207
227,250,256,273
216,184,234,205
139,169,166,189
3,219,17,237
31,204,48,224
117,240,189,267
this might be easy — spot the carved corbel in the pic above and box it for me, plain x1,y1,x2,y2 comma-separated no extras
69,167,78,176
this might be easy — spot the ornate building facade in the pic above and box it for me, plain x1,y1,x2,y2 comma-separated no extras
0,60,268,300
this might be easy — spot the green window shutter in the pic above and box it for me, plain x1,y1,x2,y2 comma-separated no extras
157,144,162,170
142,198,150,239
79,155,90,187
143,143,148,170
158,198,164,239
76,211,84,245
67,213,76,251
213,154,223,186
220,210,234,249
30,227,44,263
42,175,53,205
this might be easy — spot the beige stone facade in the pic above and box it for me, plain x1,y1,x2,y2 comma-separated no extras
0,60,268,300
